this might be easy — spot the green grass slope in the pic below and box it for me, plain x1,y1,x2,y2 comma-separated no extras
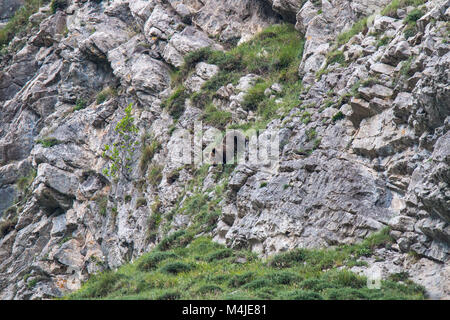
67,229,425,300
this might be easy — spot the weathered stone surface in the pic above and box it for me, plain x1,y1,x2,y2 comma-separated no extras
163,27,221,67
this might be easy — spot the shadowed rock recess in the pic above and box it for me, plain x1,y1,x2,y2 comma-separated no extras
0,0,448,300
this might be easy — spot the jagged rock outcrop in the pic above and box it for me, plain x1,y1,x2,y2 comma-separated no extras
0,0,448,299
0,0,24,24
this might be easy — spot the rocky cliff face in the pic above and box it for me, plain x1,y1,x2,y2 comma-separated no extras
0,0,24,24
0,0,448,299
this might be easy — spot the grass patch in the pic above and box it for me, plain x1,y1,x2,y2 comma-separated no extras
67,229,424,300
139,140,161,173
381,0,427,18
137,252,179,271
96,87,117,104
163,24,305,129
50,0,68,14
161,87,189,120
147,165,163,186
36,137,61,148
201,104,232,129
73,98,87,111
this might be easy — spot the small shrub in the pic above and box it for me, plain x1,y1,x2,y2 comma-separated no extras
16,169,37,192
269,248,307,268
50,0,68,14
332,111,345,122
299,278,337,291
137,251,178,271
148,200,162,230
241,81,269,111
326,50,345,66
336,17,368,46
147,165,163,186
377,36,392,48
242,278,272,290
73,98,87,111
323,270,366,289
135,197,147,209
404,25,418,39
0,218,17,238
161,87,188,120
206,248,233,262
102,103,139,179
229,272,254,288
96,87,117,104
96,196,108,216
36,137,61,148
389,272,410,282
140,140,161,173
202,104,232,129
259,182,268,188
405,9,424,23
160,261,193,275
157,230,187,251
0,0,51,47
265,271,301,285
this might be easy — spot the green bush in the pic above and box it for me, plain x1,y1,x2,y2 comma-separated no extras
265,271,302,285
73,98,87,111
336,17,368,46
404,25,418,39
147,165,163,186
202,104,232,129
405,9,424,23
332,111,345,122
322,270,366,289
269,248,307,268
16,169,37,192
36,137,61,148
139,140,161,173
135,197,147,208
206,248,233,262
389,272,410,282
299,278,337,291
381,0,427,17
228,272,254,288
96,87,117,104
326,50,346,66
50,0,68,14
0,218,17,238
241,81,269,111
157,230,187,251
242,278,272,290
161,87,189,120
137,251,178,271
160,261,193,275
